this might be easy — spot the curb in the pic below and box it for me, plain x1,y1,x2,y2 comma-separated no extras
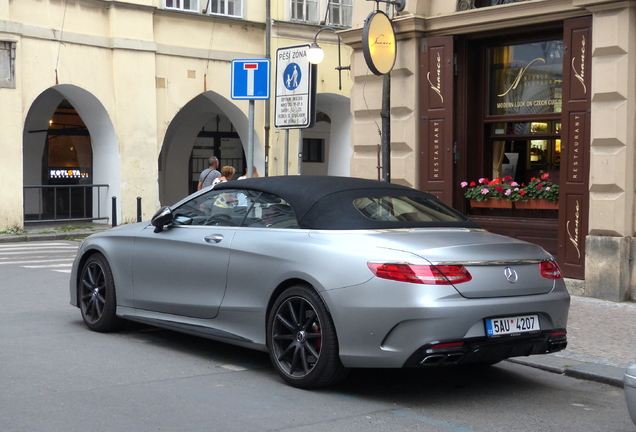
0,231,103,244
508,355,625,388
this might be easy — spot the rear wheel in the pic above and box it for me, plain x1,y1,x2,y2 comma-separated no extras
79,253,122,332
268,285,348,389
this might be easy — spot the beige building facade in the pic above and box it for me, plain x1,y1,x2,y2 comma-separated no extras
0,0,352,229
344,0,636,301
3,0,636,302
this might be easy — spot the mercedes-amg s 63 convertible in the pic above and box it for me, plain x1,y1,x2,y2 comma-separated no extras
70,176,569,388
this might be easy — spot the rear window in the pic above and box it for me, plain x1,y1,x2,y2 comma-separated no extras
353,196,466,223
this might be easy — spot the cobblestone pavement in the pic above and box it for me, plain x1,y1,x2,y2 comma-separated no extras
564,295,636,368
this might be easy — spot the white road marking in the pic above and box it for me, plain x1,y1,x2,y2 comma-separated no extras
0,258,75,265
23,264,73,268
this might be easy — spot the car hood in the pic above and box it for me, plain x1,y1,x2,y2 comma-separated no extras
379,228,557,298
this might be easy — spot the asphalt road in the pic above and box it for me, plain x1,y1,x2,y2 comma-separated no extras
1,241,633,432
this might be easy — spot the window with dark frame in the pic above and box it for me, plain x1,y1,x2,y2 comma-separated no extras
483,37,563,197
302,138,325,163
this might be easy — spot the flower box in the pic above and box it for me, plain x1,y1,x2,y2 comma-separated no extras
515,199,559,210
470,199,513,209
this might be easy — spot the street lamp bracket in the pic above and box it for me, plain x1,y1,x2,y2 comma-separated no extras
307,27,351,91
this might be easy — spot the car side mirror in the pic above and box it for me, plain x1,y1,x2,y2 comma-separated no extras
151,206,173,233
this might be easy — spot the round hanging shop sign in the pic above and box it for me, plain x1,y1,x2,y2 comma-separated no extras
362,10,397,76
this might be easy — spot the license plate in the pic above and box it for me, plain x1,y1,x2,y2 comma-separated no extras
486,315,540,337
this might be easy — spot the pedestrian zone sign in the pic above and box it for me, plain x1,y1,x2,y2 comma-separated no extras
275,44,315,129
231,59,270,100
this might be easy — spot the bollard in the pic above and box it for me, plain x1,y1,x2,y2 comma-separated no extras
111,196,117,227
137,197,142,222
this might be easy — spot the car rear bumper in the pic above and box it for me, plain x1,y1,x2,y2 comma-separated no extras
323,279,570,368
402,329,567,367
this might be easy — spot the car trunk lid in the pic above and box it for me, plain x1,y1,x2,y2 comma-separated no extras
380,228,556,298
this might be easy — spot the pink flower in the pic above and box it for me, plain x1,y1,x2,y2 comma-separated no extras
505,189,512,196
481,188,489,194
461,182,468,187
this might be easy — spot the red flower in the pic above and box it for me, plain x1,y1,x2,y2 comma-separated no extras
469,181,476,187
530,177,536,181
537,183,543,190
520,190,526,196
495,185,504,193
541,173,550,180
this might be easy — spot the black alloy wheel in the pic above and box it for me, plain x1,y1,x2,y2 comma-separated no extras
79,253,121,332
268,285,348,389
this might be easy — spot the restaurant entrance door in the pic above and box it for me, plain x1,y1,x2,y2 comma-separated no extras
420,17,591,279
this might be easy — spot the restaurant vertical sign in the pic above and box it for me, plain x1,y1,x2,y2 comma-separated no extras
419,36,454,206
558,16,592,279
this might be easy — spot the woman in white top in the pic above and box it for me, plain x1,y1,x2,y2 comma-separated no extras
238,166,260,180
212,165,236,186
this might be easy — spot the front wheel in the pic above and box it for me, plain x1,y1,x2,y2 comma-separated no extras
78,253,122,332
267,285,348,389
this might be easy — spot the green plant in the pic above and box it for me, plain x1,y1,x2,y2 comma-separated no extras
56,225,93,232
4,226,26,235
520,173,560,203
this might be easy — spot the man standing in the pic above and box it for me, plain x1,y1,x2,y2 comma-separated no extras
197,156,221,190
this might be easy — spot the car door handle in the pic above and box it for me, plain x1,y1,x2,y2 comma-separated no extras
204,234,223,244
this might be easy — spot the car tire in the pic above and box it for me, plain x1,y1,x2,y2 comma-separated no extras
268,284,348,389
79,253,122,333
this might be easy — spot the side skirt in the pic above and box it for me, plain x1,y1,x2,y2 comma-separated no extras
122,315,253,344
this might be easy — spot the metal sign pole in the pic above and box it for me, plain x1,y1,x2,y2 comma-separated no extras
284,129,289,176
298,132,303,175
381,73,391,182
247,100,254,178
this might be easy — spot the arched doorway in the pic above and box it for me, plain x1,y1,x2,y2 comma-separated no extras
301,93,352,177
159,91,264,206
23,85,119,223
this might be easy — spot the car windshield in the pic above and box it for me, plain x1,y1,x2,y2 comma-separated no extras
353,196,465,223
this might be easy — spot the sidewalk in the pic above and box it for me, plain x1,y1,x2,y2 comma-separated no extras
0,221,113,243
1,222,633,388
510,295,635,388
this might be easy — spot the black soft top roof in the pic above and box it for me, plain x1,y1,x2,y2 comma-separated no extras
213,175,477,230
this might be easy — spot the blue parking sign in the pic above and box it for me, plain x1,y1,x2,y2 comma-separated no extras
231,59,270,100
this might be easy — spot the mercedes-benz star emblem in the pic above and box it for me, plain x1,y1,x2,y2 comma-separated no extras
504,267,518,284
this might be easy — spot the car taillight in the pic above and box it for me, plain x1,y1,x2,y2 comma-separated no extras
540,260,563,279
367,263,472,285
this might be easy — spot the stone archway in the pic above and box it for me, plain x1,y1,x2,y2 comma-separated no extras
23,85,119,223
159,91,264,206
304,93,352,177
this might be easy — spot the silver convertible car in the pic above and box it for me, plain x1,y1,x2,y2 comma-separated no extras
70,176,569,388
